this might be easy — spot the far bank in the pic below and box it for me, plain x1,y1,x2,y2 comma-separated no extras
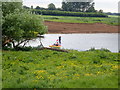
44,21,119,34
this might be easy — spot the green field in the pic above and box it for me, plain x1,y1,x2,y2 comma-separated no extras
108,15,119,18
2,49,119,88
40,15,119,25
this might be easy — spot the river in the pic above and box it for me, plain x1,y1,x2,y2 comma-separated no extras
25,33,119,52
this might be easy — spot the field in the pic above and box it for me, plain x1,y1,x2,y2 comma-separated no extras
40,15,119,26
108,15,119,18
2,49,119,88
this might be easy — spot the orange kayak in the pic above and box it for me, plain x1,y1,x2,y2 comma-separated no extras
49,45,61,48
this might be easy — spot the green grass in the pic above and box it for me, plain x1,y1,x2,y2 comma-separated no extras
108,15,119,18
2,49,119,88
40,15,119,25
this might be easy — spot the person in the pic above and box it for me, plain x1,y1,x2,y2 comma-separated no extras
59,36,61,45
53,39,59,46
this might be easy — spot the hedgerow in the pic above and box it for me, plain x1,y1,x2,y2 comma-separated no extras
34,10,108,17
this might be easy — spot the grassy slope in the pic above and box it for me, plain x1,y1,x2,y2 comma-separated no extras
2,49,119,88
40,15,119,25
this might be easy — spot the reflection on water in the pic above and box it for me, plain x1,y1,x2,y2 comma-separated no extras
26,33,118,52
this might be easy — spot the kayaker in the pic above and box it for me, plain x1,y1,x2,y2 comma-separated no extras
53,39,59,46
59,36,61,45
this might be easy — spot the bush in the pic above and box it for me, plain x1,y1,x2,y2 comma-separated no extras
3,45,45,51
3,46,15,51
88,47,96,51
100,48,111,52
14,46,33,51
34,10,108,17
88,48,111,52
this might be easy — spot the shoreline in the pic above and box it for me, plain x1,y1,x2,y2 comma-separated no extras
44,21,119,34
46,33,119,34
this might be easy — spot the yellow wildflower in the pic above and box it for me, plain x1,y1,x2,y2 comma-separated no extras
112,65,118,69
85,73,93,76
96,71,104,75
56,66,64,69
36,76,40,79
74,74,80,77
48,75,55,80
64,76,68,78
37,70,46,73
36,75,44,79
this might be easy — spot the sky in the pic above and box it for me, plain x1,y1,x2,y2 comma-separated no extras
23,0,119,13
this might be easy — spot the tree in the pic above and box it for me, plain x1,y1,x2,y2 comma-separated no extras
98,9,103,13
2,2,47,49
62,1,96,12
31,5,33,9
23,5,30,9
35,6,45,10
56,8,62,11
86,3,96,12
35,6,41,9
62,2,68,11
48,3,56,10
2,2,22,17
2,10,47,49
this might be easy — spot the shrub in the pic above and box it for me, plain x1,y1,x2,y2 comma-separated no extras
100,48,111,52
14,46,33,51
88,47,96,51
34,10,108,17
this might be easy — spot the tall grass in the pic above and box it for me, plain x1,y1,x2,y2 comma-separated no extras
2,49,119,88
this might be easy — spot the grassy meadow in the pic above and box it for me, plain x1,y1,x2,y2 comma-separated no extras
2,49,119,88
40,15,119,25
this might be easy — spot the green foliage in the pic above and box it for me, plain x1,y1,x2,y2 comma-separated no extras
34,10,108,17
2,10,47,48
2,49,119,88
2,2,47,49
100,48,111,52
23,5,30,9
48,3,56,10
12,46,34,51
2,2,22,17
35,6,41,9
88,47,96,51
86,3,96,12
2,45,45,51
62,1,96,12
88,48,111,52
3,10,47,40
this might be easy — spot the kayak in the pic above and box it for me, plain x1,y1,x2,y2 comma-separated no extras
49,45,61,48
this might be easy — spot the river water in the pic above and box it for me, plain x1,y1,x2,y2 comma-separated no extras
26,33,119,52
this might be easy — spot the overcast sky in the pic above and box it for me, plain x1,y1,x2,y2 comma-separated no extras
23,0,119,13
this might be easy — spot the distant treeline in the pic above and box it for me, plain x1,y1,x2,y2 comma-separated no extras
34,10,108,17
105,12,120,16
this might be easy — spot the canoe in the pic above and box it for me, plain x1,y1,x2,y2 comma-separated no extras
49,45,61,48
